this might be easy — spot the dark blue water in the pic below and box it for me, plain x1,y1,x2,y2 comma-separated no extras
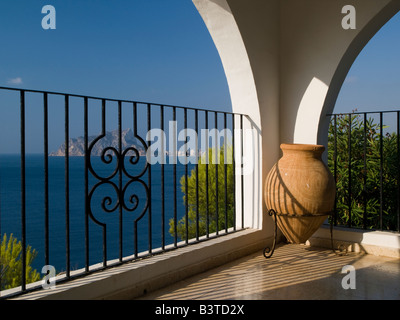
0,154,190,273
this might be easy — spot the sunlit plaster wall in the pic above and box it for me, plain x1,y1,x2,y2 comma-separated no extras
279,0,397,145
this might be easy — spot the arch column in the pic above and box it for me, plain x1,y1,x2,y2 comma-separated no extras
193,0,280,231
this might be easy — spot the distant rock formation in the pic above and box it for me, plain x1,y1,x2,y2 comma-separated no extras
49,128,146,157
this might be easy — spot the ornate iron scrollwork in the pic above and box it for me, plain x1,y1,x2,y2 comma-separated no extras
85,101,150,262
87,136,149,217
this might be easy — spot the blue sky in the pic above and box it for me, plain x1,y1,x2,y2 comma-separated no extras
1,1,400,153
0,0,232,153
0,0,230,109
2,1,400,113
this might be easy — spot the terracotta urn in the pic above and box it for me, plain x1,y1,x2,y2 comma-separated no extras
264,143,336,244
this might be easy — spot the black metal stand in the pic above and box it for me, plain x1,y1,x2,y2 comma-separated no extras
263,209,347,259
263,209,277,259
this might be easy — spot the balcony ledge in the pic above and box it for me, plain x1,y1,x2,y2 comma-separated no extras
308,225,400,258
6,225,399,300
8,228,269,300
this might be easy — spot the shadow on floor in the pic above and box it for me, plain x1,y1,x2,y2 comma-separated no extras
137,244,400,300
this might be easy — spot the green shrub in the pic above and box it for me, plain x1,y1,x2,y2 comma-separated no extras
169,145,235,241
328,113,399,230
1,233,41,290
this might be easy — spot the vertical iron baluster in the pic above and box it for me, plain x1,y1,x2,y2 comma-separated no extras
205,111,209,237
363,113,367,229
397,111,400,232
20,90,26,291
224,113,228,233
101,99,107,266
333,115,338,226
118,100,123,261
240,114,244,229
215,112,219,235
43,93,49,266
195,109,199,240
380,112,383,230
0,162,0,290
348,114,352,228
147,104,152,253
232,114,236,231
133,102,138,257
184,109,188,243
84,97,89,272
0,131,1,280
65,95,70,277
160,105,165,250
173,107,177,247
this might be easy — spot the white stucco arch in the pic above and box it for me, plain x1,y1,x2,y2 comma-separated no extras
193,0,400,233
193,0,268,230
317,0,400,147
194,0,280,231
192,0,261,127
278,0,400,146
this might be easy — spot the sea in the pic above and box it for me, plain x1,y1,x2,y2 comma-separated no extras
0,154,192,274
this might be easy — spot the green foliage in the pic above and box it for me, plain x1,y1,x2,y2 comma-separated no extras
328,113,399,230
169,145,235,241
1,233,41,290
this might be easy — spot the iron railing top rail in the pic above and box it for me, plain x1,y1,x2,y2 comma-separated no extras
327,109,400,116
0,85,246,117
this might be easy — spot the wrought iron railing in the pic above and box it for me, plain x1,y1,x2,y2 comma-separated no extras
328,110,400,232
0,86,251,297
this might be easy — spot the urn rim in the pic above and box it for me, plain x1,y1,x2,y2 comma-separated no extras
280,143,325,152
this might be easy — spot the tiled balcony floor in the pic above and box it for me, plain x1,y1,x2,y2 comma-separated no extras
137,244,400,300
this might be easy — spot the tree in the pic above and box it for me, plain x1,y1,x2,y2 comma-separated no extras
1,233,41,290
169,145,235,241
328,113,399,230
